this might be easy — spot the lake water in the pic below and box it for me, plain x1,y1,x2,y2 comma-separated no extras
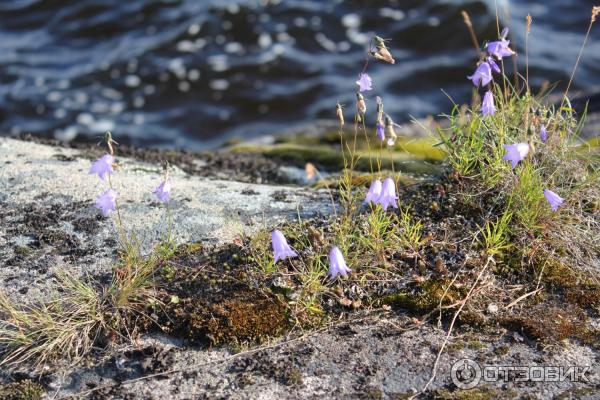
1,0,598,149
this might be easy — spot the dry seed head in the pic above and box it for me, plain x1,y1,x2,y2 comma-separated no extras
336,102,345,126
372,47,395,64
461,10,473,28
385,115,397,146
376,96,384,125
356,92,366,116
105,131,118,156
526,14,532,34
593,6,600,23
374,36,388,49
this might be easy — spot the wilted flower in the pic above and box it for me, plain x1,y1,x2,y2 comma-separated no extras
356,92,366,116
328,246,351,278
271,229,298,263
364,179,382,204
377,177,398,211
336,102,344,126
89,154,114,181
94,189,117,217
481,91,496,116
376,123,385,141
486,57,501,74
544,189,564,212
502,143,530,169
540,125,548,142
385,115,397,146
486,37,515,60
153,180,172,203
376,96,384,125
356,73,373,92
371,36,395,64
467,62,493,87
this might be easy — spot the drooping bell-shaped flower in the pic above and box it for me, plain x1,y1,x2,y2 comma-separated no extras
271,229,298,263
356,73,373,92
486,38,515,60
153,180,172,203
486,57,501,74
544,189,564,212
364,179,382,204
89,154,114,181
481,90,496,116
467,62,493,87
94,189,117,217
376,123,385,141
502,143,530,169
377,177,398,211
540,125,548,142
328,246,351,278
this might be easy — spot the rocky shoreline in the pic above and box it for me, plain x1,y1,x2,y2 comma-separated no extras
1,137,599,399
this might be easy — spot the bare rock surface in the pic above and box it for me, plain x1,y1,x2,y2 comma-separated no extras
0,138,330,301
0,138,598,399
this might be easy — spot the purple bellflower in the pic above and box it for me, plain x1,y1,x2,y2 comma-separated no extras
377,177,398,211
153,180,172,203
544,189,564,212
328,246,351,278
502,143,530,169
481,91,496,116
271,229,298,263
540,125,548,142
364,179,382,204
467,62,492,87
89,154,114,181
356,73,373,92
94,189,117,217
486,57,501,74
376,123,385,141
486,39,515,60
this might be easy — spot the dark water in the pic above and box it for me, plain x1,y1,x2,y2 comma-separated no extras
1,0,598,149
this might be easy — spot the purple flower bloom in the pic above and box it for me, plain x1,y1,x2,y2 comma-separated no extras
328,246,351,278
377,177,398,211
356,73,373,92
486,39,515,60
153,180,172,203
271,230,298,263
467,62,492,87
487,57,501,74
544,189,564,212
94,189,117,217
540,125,548,142
481,91,496,116
376,123,385,141
502,143,529,169
364,179,382,204
89,154,114,181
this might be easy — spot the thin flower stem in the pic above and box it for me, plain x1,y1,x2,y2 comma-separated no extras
377,140,383,173
167,201,173,244
387,145,395,176
361,118,374,175
107,174,126,244
563,15,597,102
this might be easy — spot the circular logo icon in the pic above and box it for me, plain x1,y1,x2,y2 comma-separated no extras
451,358,481,389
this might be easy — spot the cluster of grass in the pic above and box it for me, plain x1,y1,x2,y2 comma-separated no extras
0,9,599,400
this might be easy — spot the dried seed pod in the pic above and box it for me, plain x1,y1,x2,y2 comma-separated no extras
336,102,344,126
356,92,366,116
